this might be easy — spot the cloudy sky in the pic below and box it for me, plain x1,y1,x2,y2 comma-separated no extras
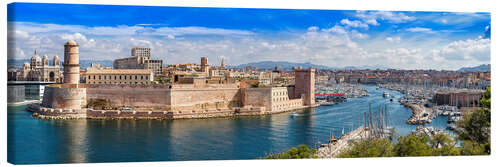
7,3,490,70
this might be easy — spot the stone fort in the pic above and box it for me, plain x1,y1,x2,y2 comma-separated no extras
35,41,317,119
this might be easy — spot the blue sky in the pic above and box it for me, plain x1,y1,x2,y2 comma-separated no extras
7,2,491,70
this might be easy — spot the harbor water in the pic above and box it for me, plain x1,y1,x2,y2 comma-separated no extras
7,85,452,164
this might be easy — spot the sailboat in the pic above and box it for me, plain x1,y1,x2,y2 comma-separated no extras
329,130,336,144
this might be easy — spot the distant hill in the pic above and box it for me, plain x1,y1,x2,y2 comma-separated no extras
229,61,335,70
343,65,389,70
458,64,491,72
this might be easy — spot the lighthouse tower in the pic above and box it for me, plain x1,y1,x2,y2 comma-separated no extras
63,40,80,86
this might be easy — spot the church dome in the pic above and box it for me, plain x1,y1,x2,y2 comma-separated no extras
31,54,41,63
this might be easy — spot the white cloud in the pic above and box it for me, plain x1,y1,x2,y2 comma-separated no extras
386,37,401,43
365,19,379,26
13,30,30,39
166,34,176,39
10,22,255,37
351,30,369,39
406,27,434,33
323,25,347,34
7,21,490,70
340,19,369,29
432,38,490,61
60,32,88,42
307,26,319,32
355,11,416,24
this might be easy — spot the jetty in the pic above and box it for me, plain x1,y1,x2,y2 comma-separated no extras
405,104,433,124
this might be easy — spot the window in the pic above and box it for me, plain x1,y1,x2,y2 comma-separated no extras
99,76,101,80
120,75,122,80
88,76,91,79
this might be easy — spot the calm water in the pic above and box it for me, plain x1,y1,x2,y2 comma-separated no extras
7,85,451,164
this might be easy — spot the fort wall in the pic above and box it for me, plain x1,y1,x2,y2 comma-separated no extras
84,84,172,108
41,86,86,109
242,88,272,111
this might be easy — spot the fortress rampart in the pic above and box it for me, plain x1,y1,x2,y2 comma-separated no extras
42,84,86,110
33,40,317,120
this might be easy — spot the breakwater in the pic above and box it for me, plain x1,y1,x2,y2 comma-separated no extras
404,103,434,124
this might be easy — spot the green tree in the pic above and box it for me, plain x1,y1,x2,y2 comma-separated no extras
456,108,490,144
480,87,490,108
393,134,434,156
460,140,487,155
337,138,394,158
263,144,317,159
455,88,491,155
434,144,461,156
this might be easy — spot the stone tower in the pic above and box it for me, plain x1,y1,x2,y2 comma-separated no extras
53,55,60,67
63,40,80,85
220,57,225,68
201,57,209,72
294,67,315,106
42,54,49,66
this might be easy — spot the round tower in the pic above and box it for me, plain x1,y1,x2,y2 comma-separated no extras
63,40,80,85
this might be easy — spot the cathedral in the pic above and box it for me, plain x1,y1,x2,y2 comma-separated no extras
15,50,63,82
